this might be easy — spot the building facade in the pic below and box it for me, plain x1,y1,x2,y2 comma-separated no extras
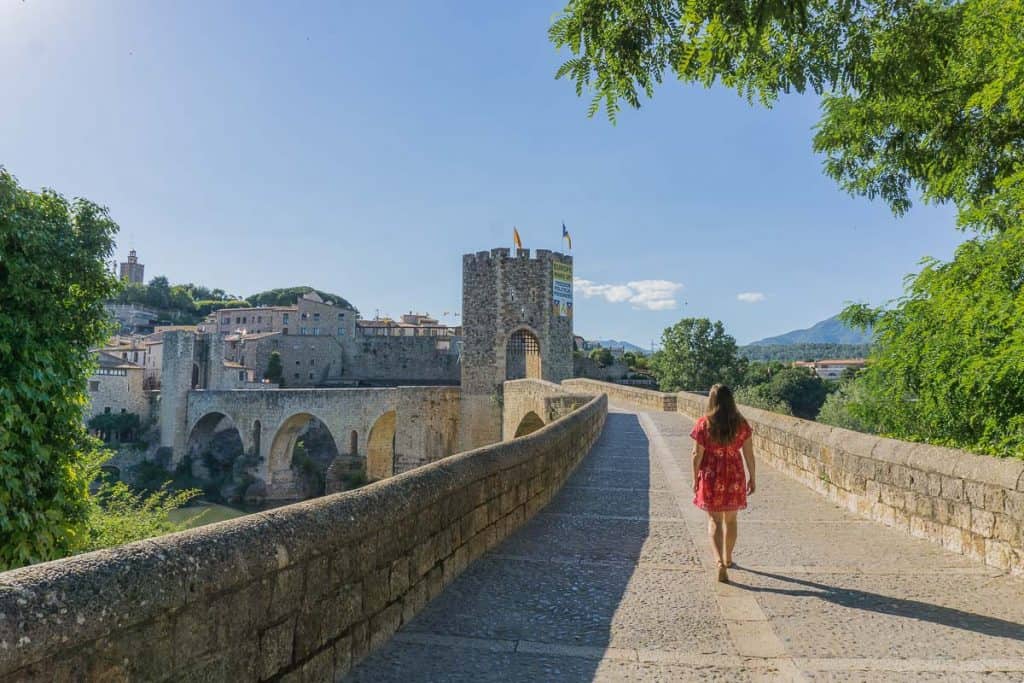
792,359,867,380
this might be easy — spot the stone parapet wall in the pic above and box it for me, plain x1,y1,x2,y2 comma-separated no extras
563,379,1023,574
676,391,1024,574
0,394,607,681
563,378,677,412
502,378,595,439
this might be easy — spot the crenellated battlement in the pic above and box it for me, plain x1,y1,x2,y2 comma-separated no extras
463,247,572,267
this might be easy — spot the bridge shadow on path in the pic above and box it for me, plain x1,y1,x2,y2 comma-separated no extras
346,412,658,682
731,568,1024,643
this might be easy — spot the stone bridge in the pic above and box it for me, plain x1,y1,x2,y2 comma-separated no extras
2,380,1023,682
183,386,461,499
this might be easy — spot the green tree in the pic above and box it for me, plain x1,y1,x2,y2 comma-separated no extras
265,350,284,385
839,228,1024,456
765,367,831,419
621,351,637,368
589,347,614,367
550,0,1024,234
0,168,120,569
651,318,746,392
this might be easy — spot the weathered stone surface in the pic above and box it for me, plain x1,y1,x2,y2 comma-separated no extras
0,382,605,681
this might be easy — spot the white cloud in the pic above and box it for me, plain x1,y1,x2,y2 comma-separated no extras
737,292,766,303
574,277,683,311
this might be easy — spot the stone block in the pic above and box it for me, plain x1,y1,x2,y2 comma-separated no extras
298,647,334,683
971,508,996,537
270,566,305,621
258,617,295,680
426,565,444,600
349,620,369,662
329,635,352,679
363,567,390,615
941,476,965,502
402,579,428,624
994,514,1020,543
389,556,411,601
368,602,402,652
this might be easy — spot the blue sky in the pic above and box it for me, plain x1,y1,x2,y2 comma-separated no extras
2,1,967,345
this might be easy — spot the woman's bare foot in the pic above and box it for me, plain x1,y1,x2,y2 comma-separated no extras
717,563,729,583
724,559,734,568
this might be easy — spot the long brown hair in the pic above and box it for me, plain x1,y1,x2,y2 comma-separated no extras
705,384,745,446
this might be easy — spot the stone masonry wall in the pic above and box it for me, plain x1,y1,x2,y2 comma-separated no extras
0,394,606,682
569,379,1024,575
502,379,594,441
564,378,678,412
674,390,1024,574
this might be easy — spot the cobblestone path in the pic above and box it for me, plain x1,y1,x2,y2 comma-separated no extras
348,408,1024,681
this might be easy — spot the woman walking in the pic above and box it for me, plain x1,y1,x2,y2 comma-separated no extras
690,384,756,582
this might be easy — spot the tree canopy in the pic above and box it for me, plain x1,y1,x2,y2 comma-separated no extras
247,287,357,311
840,226,1024,456
550,0,1024,233
651,318,747,391
0,169,120,568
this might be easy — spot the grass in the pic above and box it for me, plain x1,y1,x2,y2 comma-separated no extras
167,502,248,528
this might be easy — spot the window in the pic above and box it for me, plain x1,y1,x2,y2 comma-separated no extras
301,312,308,320
309,372,314,379
239,371,245,381
282,327,288,335
283,313,290,324
242,316,247,324
337,327,345,336
257,315,262,323
222,316,230,324
120,408,126,413
296,360,301,366
104,407,111,414
313,312,320,322
294,373,299,379
89,381,99,392
300,327,307,335
312,327,320,336
337,313,344,320
310,359,315,366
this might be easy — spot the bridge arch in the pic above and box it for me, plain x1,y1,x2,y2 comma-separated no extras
366,410,397,481
266,412,341,498
506,326,542,380
513,411,545,438
187,411,245,459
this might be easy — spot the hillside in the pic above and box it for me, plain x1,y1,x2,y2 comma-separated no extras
749,314,872,346
588,339,648,355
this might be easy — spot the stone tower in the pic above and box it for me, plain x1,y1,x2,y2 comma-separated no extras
159,330,196,462
459,247,574,449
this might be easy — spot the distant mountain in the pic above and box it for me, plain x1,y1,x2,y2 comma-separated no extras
588,339,649,355
749,314,872,346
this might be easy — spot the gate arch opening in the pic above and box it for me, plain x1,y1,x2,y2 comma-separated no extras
514,411,545,438
506,328,541,380
267,413,340,500
367,411,397,481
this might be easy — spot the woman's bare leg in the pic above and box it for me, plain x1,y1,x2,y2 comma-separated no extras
723,511,738,566
706,512,726,566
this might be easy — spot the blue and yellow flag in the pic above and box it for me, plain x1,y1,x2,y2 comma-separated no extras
562,222,572,250
513,227,523,250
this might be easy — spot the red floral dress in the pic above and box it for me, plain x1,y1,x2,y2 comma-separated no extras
691,416,752,512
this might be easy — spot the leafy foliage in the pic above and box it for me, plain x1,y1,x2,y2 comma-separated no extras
816,376,878,433
0,169,120,569
87,412,142,443
740,343,872,363
265,351,284,385
589,347,615,367
550,0,1024,233
112,277,248,324
838,228,1024,456
650,318,747,391
82,454,201,553
247,287,357,312
735,362,832,418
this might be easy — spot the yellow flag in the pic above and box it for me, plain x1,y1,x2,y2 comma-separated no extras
513,227,523,250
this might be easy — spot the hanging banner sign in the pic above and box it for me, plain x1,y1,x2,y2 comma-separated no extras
552,261,573,318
